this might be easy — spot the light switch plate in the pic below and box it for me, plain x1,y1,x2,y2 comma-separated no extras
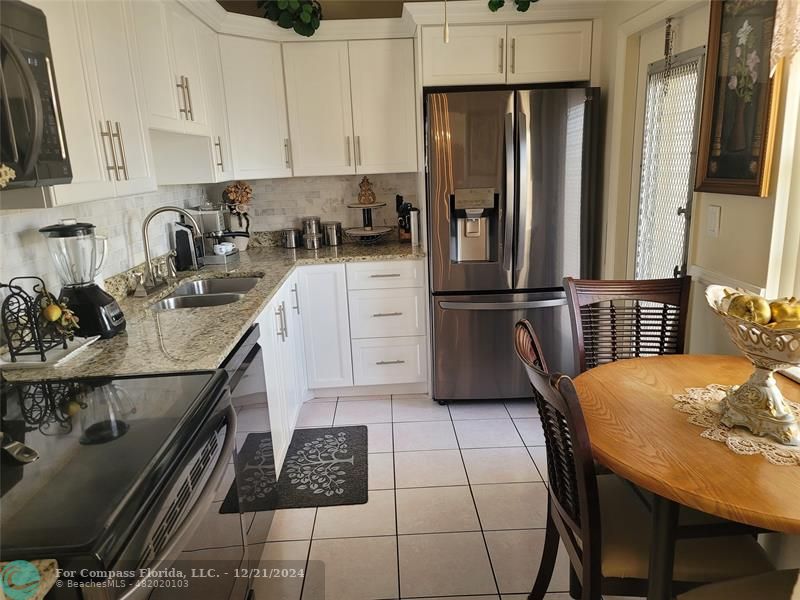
707,204,721,238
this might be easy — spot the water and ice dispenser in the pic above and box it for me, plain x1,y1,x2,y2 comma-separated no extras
450,188,498,263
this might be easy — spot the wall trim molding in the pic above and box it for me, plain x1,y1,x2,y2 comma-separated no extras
687,265,765,295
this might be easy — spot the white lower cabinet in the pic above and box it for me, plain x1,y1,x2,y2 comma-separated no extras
352,336,427,386
348,288,425,339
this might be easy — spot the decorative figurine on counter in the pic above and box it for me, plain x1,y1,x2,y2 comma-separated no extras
223,180,253,251
357,176,377,205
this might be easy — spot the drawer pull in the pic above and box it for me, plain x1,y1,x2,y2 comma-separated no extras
376,360,406,366
372,312,403,318
370,273,401,278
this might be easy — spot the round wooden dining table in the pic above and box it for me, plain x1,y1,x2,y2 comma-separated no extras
574,354,800,600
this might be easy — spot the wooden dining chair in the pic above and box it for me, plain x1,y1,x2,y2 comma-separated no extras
563,276,691,373
513,321,774,600
677,569,800,599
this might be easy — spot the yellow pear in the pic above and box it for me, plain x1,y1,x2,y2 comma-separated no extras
766,320,800,331
727,294,772,325
770,298,800,323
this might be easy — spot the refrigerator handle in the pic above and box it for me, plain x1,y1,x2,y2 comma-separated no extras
503,112,515,273
439,299,567,311
516,110,530,272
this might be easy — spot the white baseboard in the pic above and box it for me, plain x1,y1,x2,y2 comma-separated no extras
310,381,429,398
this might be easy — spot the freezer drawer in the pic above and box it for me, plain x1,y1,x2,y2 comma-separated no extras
431,292,575,401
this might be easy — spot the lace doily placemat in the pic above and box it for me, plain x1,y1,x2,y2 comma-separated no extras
672,384,800,466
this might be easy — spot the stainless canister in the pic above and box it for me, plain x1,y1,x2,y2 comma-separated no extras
304,234,322,250
322,221,342,246
302,216,321,237
282,228,300,248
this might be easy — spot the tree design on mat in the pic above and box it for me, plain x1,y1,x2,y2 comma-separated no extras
239,437,277,503
285,431,354,496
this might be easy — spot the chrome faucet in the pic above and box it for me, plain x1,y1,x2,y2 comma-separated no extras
141,206,203,294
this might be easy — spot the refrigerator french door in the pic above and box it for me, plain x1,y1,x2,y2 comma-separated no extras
426,86,599,401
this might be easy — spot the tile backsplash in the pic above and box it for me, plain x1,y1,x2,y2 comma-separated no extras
206,173,419,232
0,185,207,293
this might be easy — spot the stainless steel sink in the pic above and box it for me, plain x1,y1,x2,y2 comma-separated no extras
150,293,245,312
171,277,260,296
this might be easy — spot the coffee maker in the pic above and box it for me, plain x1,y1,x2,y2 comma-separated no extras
39,220,125,339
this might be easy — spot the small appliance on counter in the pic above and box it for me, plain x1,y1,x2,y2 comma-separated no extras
396,195,418,243
183,205,242,267
39,220,125,339
170,221,201,271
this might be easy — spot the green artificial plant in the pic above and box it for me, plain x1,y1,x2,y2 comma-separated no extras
488,0,540,12
258,0,322,37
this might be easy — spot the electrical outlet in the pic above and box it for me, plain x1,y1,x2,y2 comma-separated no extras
707,204,721,238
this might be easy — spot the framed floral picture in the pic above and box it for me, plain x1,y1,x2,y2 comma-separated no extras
695,0,782,197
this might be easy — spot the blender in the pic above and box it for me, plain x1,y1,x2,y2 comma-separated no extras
39,220,126,339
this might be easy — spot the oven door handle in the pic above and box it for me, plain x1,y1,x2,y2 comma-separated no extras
1,36,44,177
117,402,237,600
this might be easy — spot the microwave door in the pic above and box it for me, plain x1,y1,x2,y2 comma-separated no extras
0,35,43,179
426,90,514,293
514,89,589,290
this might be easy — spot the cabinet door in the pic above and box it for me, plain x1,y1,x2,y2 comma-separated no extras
283,42,355,176
507,22,592,84
197,25,234,182
349,39,417,174
258,298,291,472
285,272,309,418
82,1,155,196
31,0,116,206
167,2,209,135
220,36,291,180
422,25,507,86
128,0,182,132
297,265,353,389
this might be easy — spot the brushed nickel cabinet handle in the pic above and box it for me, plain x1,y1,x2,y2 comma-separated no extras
291,283,300,314
355,135,362,166
45,57,66,159
376,360,405,366
284,138,291,169
184,76,194,121
98,120,118,181
499,38,504,73
345,135,351,166
215,136,224,170
113,121,128,180
369,273,401,278
372,312,403,318
275,305,285,341
176,76,188,118
511,38,516,74
280,301,289,338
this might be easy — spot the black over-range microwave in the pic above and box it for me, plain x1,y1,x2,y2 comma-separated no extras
0,0,71,189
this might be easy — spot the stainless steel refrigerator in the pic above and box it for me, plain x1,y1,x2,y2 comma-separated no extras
426,87,600,402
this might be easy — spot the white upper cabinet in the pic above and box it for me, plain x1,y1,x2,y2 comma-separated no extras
80,0,155,196
283,41,355,177
197,25,233,182
129,1,209,136
422,22,593,86
220,35,292,180
349,39,417,174
507,21,592,84
422,25,507,86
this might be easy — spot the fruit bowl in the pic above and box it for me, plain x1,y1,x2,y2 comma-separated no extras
706,285,800,446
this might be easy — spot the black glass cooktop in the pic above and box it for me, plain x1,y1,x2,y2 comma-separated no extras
0,371,226,561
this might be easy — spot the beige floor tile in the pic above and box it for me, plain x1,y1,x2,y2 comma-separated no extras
454,419,524,448
396,486,480,534
504,399,540,419
312,489,395,539
515,418,546,446
368,452,395,490
449,401,510,420
394,449,468,488
398,532,496,598
334,399,392,425
528,446,549,482
472,482,548,530
253,540,309,600
462,447,541,484
266,508,317,542
338,394,390,402
367,422,393,453
184,501,245,551
394,420,458,451
303,536,398,600
296,402,335,427
237,404,270,432
485,530,570,594
392,395,451,422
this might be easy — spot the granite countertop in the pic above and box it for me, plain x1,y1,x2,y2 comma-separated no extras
2,242,425,382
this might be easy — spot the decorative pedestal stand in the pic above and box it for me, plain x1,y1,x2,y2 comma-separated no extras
345,202,391,244
706,285,800,446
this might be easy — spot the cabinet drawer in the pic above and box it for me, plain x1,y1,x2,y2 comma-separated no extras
347,260,423,290
352,336,427,386
349,288,425,339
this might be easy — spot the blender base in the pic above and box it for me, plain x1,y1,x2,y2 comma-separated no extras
61,285,126,339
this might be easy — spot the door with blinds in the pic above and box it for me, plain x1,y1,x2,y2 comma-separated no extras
633,48,704,280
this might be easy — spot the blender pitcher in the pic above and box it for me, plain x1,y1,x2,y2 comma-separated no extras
39,220,126,339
